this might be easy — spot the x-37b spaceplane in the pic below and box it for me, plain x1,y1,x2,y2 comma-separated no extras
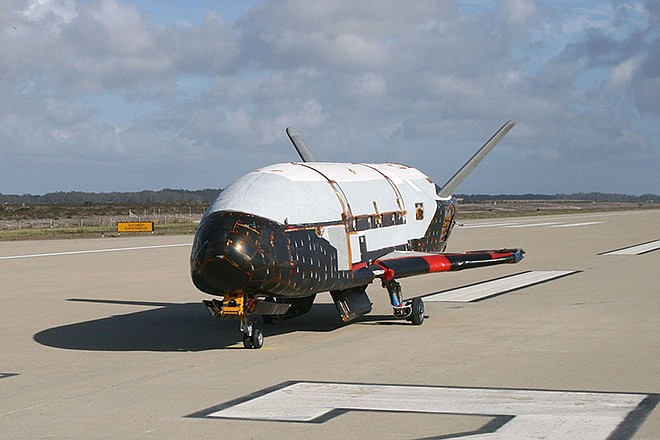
190,121,524,348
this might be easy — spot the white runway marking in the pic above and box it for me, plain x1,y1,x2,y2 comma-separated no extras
462,219,610,229
602,239,660,255
0,243,192,260
549,221,604,228
460,222,523,229
194,381,657,440
504,222,562,228
460,210,657,230
424,270,579,302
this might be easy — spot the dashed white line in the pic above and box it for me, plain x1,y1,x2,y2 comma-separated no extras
504,222,563,228
462,218,613,229
0,243,192,260
460,222,523,229
549,221,604,228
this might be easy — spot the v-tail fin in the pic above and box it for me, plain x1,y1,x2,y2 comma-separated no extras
286,127,317,162
437,120,516,198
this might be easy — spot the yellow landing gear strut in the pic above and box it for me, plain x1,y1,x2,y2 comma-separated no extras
203,292,264,349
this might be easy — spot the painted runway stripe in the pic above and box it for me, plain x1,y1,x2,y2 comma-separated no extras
462,219,609,229
461,210,656,230
0,243,192,260
601,239,660,256
191,381,658,440
549,221,604,228
504,221,563,228
424,270,580,302
460,221,523,229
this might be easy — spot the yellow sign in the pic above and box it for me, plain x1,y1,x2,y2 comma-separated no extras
117,221,154,233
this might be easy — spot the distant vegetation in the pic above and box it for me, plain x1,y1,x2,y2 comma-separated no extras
2,189,658,205
0,189,222,238
0,189,656,239
456,193,660,203
0,188,221,205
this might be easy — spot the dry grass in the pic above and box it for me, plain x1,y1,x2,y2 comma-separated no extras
0,222,197,241
1,200,656,241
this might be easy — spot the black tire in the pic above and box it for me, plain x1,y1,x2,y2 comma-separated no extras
410,297,424,325
251,328,264,349
242,334,253,348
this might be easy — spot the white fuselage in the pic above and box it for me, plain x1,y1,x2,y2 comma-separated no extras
208,162,450,269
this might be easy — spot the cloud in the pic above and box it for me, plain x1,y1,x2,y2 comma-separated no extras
20,0,78,24
632,36,660,114
0,0,657,195
502,0,538,26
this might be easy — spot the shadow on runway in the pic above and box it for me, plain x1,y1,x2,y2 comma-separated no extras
33,299,347,352
353,314,416,325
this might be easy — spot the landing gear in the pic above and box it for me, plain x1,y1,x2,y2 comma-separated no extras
252,329,264,348
410,297,424,325
384,279,426,324
242,325,263,349
202,292,265,349
240,316,263,349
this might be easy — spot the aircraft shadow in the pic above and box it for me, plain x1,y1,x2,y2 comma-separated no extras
33,299,347,352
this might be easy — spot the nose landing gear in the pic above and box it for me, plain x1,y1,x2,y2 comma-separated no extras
203,292,265,349
241,320,263,349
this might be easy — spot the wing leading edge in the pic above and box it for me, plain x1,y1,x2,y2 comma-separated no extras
355,249,524,282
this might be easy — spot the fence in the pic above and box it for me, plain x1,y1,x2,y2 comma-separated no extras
0,210,205,231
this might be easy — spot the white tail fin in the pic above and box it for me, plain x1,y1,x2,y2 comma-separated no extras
437,120,516,198
286,127,317,162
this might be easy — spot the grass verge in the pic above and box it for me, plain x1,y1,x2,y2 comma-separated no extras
0,222,198,241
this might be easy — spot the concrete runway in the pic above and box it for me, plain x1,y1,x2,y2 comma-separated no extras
1,209,658,439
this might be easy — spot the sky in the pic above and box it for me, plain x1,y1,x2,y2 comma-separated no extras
1,0,658,196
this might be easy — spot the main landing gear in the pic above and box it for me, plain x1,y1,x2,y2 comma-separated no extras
203,292,264,349
384,279,425,325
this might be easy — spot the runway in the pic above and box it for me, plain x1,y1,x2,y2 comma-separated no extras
1,209,658,439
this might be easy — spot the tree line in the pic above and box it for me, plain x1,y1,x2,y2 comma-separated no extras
457,193,659,203
0,189,657,205
0,188,222,205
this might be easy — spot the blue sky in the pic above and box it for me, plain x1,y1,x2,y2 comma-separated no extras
1,0,658,195
128,1,261,26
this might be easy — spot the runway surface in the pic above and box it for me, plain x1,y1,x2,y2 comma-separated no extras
1,209,658,439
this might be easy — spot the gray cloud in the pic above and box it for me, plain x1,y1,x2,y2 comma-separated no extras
0,0,657,195
632,36,660,115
